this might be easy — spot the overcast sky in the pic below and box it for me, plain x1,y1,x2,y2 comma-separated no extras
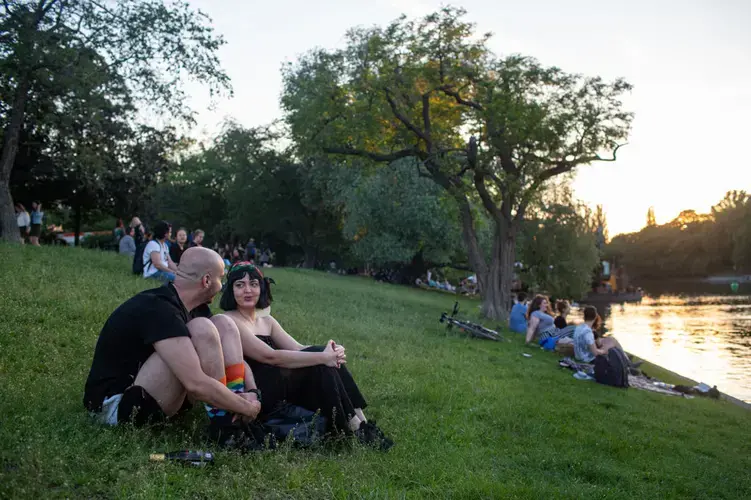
185,0,751,236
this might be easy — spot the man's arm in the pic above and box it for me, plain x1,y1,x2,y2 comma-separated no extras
588,341,609,357
149,250,171,273
153,336,260,418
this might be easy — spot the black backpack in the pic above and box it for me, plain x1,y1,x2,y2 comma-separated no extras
132,242,151,275
594,347,630,388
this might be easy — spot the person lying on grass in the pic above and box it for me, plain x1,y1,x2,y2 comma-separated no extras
525,294,577,345
83,247,263,450
221,261,393,451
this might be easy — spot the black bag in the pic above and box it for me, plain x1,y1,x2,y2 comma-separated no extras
594,347,630,388
263,404,327,447
132,242,151,275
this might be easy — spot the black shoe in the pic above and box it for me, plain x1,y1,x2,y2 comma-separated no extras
207,414,272,452
355,421,394,451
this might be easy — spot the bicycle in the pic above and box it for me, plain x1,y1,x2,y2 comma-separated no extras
439,302,504,341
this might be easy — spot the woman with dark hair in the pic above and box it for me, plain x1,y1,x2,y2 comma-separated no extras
143,221,177,282
29,201,44,246
221,262,393,450
525,294,576,345
554,300,571,329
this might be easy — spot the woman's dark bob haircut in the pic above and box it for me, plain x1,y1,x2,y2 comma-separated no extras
220,262,274,311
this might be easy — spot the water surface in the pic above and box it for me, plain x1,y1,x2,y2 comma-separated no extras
588,289,751,403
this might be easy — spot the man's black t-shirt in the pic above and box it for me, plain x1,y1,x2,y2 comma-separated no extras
83,284,212,412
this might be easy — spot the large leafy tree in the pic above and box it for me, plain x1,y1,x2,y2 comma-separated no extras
282,6,632,320
221,127,346,267
0,0,230,241
516,201,599,300
340,159,463,268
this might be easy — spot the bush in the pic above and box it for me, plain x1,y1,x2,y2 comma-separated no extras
81,234,118,251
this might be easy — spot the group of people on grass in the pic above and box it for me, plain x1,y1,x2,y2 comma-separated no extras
118,218,274,283
509,292,627,367
83,246,392,451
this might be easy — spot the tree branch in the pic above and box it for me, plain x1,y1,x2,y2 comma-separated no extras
515,143,626,223
537,143,625,184
438,85,484,111
384,88,427,143
324,146,418,163
474,171,502,221
422,93,432,152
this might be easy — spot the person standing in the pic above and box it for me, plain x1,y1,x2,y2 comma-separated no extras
130,217,146,247
245,238,257,262
15,203,30,244
29,202,44,246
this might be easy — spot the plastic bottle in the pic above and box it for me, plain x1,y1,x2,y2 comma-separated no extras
149,450,214,467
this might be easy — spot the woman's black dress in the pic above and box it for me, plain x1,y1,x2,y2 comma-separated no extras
245,335,367,433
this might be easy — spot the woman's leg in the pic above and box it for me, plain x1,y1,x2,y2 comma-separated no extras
287,364,360,433
301,346,368,420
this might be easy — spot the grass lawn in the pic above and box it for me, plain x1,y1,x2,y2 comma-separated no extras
1,244,750,499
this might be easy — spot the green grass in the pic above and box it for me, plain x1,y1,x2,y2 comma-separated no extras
1,244,750,499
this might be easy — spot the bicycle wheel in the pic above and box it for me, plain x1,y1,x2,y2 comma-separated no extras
454,320,500,341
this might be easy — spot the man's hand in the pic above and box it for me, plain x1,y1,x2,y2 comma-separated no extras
238,392,261,421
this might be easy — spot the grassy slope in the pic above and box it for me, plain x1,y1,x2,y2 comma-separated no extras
0,244,749,499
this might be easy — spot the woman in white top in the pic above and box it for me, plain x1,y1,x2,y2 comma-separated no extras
15,203,30,243
143,221,177,282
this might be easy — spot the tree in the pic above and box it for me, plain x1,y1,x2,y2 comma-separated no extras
282,7,632,320
646,206,656,227
517,202,599,300
0,0,230,242
339,159,463,268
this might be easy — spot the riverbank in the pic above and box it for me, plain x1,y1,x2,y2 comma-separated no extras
1,244,750,498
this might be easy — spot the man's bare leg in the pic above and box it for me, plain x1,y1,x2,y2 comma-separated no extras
133,317,225,416
188,317,225,379
133,353,187,417
212,314,258,396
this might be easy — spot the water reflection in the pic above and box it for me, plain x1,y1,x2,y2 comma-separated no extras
575,292,751,402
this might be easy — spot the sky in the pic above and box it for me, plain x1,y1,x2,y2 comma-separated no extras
184,0,751,236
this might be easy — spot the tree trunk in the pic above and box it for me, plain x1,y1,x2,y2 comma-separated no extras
0,75,31,242
302,246,316,268
479,221,516,323
73,199,83,247
453,192,488,291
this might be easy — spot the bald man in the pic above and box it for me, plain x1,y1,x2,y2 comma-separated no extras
84,247,261,446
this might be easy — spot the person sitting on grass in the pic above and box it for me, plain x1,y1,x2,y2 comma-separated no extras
573,305,642,367
83,247,262,449
221,261,393,450
118,226,136,257
143,221,177,283
509,292,528,334
525,294,577,345
554,300,571,329
169,227,189,265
